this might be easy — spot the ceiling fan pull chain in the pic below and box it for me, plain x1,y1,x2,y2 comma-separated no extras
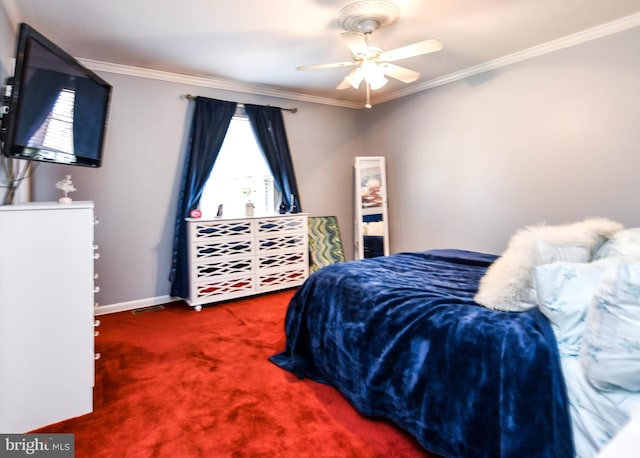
365,82,372,109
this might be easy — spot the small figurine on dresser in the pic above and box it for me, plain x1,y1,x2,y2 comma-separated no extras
56,175,76,204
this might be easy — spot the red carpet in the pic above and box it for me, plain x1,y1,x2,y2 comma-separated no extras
34,290,435,457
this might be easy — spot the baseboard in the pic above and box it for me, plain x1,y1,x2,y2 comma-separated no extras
95,295,182,316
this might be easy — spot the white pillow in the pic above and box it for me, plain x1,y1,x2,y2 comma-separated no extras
475,218,623,312
594,228,640,261
536,260,615,356
581,262,640,392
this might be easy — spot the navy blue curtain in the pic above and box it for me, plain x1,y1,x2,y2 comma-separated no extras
170,97,237,298
244,104,301,212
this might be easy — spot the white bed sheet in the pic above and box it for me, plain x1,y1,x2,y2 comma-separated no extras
560,352,640,457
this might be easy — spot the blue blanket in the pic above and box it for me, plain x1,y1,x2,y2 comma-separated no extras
270,249,574,457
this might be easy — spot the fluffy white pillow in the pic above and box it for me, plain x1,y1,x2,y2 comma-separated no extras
594,228,640,261
474,218,623,311
581,262,640,392
578,218,626,243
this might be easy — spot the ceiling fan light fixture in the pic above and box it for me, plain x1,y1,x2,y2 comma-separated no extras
361,60,388,90
345,68,364,89
368,73,387,90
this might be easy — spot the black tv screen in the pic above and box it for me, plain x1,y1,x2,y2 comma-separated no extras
1,23,111,167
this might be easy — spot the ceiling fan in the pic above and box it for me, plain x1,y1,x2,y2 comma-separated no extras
297,0,443,108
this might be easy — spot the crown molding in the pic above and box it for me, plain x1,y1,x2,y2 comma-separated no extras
78,59,364,110
74,11,640,109
373,11,640,105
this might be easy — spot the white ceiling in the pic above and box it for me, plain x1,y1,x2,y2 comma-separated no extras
3,0,640,108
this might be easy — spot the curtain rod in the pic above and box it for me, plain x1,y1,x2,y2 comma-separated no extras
184,94,297,113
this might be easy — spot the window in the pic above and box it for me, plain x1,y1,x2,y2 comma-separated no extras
199,115,276,218
28,88,75,161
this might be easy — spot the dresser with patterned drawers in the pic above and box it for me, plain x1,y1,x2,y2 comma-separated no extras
185,214,308,309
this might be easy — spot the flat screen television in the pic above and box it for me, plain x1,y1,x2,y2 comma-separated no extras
0,23,111,167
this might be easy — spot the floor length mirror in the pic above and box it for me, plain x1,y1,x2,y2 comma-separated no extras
354,156,389,259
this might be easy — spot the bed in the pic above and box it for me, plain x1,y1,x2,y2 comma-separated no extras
270,220,640,457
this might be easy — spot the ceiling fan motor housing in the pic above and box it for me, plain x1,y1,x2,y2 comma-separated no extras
354,45,383,62
336,0,400,34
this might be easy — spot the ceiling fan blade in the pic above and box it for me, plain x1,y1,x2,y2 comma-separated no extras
296,61,355,71
379,38,443,62
337,68,363,90
336,79,352,90
379,63,420,83
341,32,368,54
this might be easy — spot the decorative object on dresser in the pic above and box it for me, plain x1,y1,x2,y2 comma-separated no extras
55,174,76,204
0,201,98,433
289,194,299,213
184,213,309,310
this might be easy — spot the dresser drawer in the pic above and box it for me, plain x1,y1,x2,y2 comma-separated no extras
258,267,307,291
194,256,254,280
257,216,306,235
258,233,306,253
257,249,306,270
194,273,255,301
193,238,254,260
192,219,253,241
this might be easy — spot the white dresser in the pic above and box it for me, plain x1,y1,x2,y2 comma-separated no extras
0,202,97,432
186,214,308,309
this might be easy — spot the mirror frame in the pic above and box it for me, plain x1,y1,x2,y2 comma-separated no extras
354,156,389,260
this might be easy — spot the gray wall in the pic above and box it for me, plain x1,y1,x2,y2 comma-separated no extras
364,25,640,256
31,73,363,309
